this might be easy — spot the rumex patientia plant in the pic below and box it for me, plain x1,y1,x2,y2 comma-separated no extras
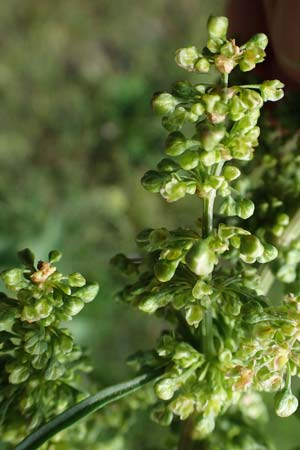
3,14,300,450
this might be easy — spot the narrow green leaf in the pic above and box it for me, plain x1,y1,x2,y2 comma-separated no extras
14,368,164,450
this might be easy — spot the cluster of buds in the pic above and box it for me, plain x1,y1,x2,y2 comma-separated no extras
0,249,99,445
111,15,297,448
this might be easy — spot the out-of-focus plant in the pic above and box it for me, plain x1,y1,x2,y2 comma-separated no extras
4,12,300,450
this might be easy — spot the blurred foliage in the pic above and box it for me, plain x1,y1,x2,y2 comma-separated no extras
1,1,300,449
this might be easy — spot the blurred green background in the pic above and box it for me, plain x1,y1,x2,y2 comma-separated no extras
0,1,299,448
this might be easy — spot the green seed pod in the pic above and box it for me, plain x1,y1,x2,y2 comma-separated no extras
274,388,299,418
155,377,177,400
202,93,221,113
199,149,221,166
207,16,228,39
154,259,179,282
1,268,24,288
223,165,241,181
240,89,263,109
75,283,99,303
161,178,187,202
240,235,264,258
236,199,255,219
165,131,187,156
157,158,180,173
261,80,284,101
229,95,247,121
175,46,200,71
177,150,199,170
21,299,53,323
195,57,210,73
207,38,223,54
198,124,226,152
185,305,204,327
141,170,163,193
185,240,217,276
246,33,268,50
68,272,86,287
152,92,179,116
257,244,278,263
162,106,187,131
170,395,194,420
190,102,205,117
173,342,200,367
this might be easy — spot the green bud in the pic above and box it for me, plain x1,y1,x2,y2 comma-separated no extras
157,158,180,173
198,124,226,152
154,259,179,282
202,93,221,113
48,250,62,263
195,57,210,73
223,165,241,181
276,213,289,226
240,89,263,109
240,235,264,258
68,272,86,287
199,149,220,166
185,240,217,276
190,102,205,117
257,243,278,263
246,33,268,50
141,170,163,193
165,131,187,156
170,395,194,420
155,378,177,400
215,54,235,74
207,38,223,53
21,299,53,323
185,305,203,327
160,178,187,202
236,199,255,219
173,342,200,367
152,92,179,116
45,361,65,381
274,388,298,418
261,80,284,102
207,16,228,39
75,283,99,303
175,46,200,71
162,106,187,131
193,414,215,439
229,95,247,121
177,150,199,170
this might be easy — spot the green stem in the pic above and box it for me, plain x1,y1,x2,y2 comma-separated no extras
14,368,164,450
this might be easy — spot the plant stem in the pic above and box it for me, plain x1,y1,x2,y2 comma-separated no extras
202,193,215,239
14,368,165,450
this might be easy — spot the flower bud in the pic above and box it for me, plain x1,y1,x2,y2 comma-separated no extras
274,388,299,418
195,57,210,73
207,38,223,53
193,414,215,439
141,170,163,193
276,213,289,226
75,283,99,303
192,279,213,298
160,178,187,202
240,89,263,109
165,131,187,156
214,55,235,74
157,158,180,173
162,106,187,131
152,92,179,116
236,198,255,219
261,80,284,102
190,102,205,117
21,299,53,323
1,268,24,288
48,250,62,263
155,377,177,400
240,235,264,258
177,150,199,170
207,16,228,39
151,404,173,426
172,80,195,98
198,124,226,152
170,395,194,420
185,305,204,327
64,297,85,316
185,240,217,276
154,259,179,282
223,165,241,181
257,243,278,263
246,33,268,50
229,95,247,121
8,365,31,384
175,46,200,71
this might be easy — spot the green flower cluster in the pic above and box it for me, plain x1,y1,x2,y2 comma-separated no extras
112,15,295,448
0,249,99,445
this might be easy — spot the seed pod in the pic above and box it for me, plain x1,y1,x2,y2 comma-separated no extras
157,158,180,173
198,124,226,152
257,244,278,263
141,170,163,193
223,165,241,181
175,46,200,71
192,279,213,298
195,57,210,73
8,365,31,384
185,240,217,276
154,259,179,282
170,395,194,420
246,33,268,50
240,235,264,258
207,16,228,39
177,150,199,170
172,80,195,98
155,378,177,400
261,80,284,102
160,178,187,202
236,199,255,219
165,131,187,156
152,92,179,116
185,305,204,327
75,283,99,303
68,272,86,287
274,388,299,418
